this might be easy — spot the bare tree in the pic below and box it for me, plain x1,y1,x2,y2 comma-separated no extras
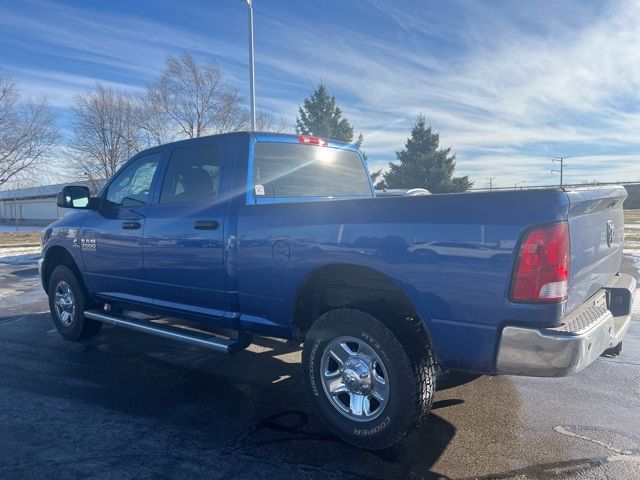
254,110,290,133
134,92,175,147
0,72,58,186
68,83,141,189
142,53,244,140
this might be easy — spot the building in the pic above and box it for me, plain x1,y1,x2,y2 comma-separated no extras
0,182,91,226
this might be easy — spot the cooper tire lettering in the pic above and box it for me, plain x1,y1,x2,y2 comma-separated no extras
353,416,391,436
308,339,321,396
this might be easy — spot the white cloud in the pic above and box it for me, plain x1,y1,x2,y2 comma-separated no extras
13,69,145,108
255,0,640,185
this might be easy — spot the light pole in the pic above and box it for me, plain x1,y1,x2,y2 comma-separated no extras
243,0,256,130
0,178,4,226
487,177,496,191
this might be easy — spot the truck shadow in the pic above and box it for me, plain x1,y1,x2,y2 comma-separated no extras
1,313,498,479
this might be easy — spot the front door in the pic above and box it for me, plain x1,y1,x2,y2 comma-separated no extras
142,141,228,319
81,151,162,303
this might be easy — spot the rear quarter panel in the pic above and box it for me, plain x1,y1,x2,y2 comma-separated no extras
235,190,571,373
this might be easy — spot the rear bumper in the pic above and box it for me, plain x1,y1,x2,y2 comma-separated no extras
496,273,636,377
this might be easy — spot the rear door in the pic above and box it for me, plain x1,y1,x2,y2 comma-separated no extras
81,151,163,302
142,140,229,319
565,186,627,313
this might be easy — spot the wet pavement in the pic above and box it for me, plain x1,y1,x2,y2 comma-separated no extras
0,257,639,479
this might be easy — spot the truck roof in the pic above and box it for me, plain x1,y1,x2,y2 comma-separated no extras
145,131,359,153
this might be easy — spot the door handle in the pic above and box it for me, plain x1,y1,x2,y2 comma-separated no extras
194,220,219,230
122,221,141,230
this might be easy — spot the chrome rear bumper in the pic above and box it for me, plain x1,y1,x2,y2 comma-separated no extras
496,273,636,377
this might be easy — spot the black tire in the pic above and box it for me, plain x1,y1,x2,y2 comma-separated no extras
302,308,436,450
48,265,102,341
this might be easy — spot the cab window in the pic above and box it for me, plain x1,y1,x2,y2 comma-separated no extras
104,153,161,208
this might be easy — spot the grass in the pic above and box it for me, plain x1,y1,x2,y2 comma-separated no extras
624,209,640,225
0,231,41,246
625,209,640,247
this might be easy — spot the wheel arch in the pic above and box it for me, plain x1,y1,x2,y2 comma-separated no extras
292,263,437,363
42,246,88,295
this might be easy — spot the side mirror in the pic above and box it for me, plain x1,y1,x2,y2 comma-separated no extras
57,185,93,209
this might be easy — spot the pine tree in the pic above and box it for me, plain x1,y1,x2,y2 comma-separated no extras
378,115,472,193
296,83,355,142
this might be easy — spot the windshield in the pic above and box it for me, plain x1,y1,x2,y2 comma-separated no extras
253,142,372,198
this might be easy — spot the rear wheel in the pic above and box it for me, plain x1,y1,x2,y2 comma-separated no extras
302,308,436,449
48,265,102,341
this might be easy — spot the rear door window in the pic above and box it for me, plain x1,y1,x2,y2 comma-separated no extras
159,144,221,204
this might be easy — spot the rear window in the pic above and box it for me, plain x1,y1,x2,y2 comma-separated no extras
252,143,372,198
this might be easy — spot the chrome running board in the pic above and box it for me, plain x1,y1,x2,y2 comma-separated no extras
84,310,250,353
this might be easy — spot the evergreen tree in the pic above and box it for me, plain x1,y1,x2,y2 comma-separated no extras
296,83,355,142
378,115,472,193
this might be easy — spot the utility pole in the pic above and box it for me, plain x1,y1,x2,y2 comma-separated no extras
0,178,4,226
487,177,496,191
14,192,18,232
243,0,256,130
1,178,19,232
552,157,568,187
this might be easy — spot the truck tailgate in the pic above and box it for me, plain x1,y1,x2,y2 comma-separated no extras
565,186,627,314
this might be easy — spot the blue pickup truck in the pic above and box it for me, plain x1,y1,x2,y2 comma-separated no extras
40,132,635,449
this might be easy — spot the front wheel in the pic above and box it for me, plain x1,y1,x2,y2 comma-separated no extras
302,308,436,449
48,265,102,341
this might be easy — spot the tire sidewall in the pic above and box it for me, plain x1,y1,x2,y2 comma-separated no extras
303,309,417,447
48,265,87,340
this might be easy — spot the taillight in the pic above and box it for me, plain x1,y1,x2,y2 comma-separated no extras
297,135,327,146
510,222,570,303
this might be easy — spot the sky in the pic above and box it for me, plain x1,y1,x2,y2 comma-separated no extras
1,0,639,189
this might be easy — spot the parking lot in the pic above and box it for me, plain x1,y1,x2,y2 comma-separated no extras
0,251,639,479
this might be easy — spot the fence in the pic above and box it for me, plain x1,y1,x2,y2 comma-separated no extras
470,181,640,209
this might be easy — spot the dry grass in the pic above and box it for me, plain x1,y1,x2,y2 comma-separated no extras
0,232,41,246
624,209,640,247
624,209,640,225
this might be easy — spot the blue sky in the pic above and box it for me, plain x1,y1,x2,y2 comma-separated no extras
1,0,639,188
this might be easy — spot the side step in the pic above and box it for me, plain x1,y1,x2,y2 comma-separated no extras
84,310,251,353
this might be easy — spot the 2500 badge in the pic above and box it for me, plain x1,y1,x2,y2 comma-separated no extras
80,238,96,252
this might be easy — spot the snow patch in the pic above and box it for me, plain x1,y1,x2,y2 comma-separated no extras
624,250,640,269
0,246,41,265
0,225,41,233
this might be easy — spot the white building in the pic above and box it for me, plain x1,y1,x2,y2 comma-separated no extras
0,182,91,226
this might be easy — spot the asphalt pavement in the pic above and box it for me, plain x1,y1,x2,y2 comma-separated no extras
0,255,639,479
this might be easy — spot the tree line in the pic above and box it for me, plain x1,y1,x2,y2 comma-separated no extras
0,52,471,193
